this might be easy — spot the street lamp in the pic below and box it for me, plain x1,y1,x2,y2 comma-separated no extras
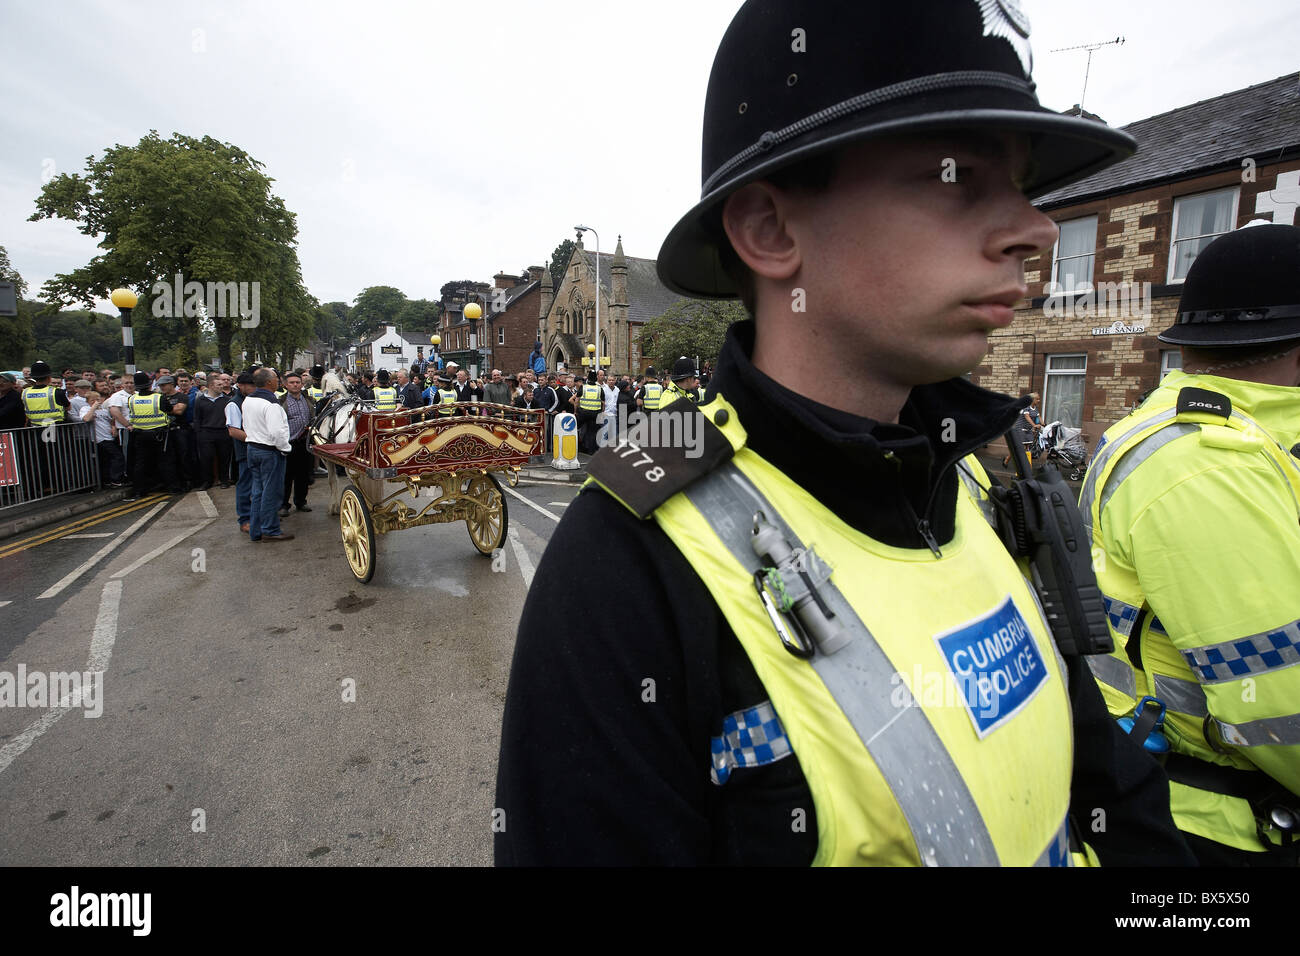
574,225,600,371
430,334,441,371
110,288,139,375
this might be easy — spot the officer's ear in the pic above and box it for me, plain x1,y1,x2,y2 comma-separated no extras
721,183,801,285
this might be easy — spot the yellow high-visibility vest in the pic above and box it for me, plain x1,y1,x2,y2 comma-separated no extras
127,393,168,430
22,385,64,425
579,383,602,411
589,392,1075,866
1081,369,1300,854
372,386,398,411
642,382,663,411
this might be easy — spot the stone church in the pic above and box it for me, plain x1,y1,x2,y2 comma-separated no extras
539,235,681,377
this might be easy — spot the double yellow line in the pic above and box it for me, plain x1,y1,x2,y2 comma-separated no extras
0,493,170,560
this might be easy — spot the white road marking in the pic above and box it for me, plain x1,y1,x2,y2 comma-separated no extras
110,519,213,579
197,490,219,518
502,485,561,523
546,502,570,507
63,533,114,539
0,601,10,608
38,501,167,600
507,526,535,589
0,580,122,777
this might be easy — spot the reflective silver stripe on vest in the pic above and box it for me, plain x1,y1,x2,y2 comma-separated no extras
684,463,1002,866
1087,653,1137,699
1097,423,1199,517
956,462,997,529
1079,410,1180,540
1215,711,1300,747
1034,819,1071,867
1152,673,1208,718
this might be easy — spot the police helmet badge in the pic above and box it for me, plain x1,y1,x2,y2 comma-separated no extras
977,0,1032,76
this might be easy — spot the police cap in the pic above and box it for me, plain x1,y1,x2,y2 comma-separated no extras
133,371,152,389
1159,223,1300,347
29,360,52,379
656,0,1137,299
671,357,697,381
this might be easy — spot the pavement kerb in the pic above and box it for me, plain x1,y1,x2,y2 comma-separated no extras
0,487,133,542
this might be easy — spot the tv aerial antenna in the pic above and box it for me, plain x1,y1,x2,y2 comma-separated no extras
1050,37,1125,113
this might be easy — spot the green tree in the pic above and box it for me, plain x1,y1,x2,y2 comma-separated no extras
351,285,407,339
397,298,440,336
0,247,35,367
636,298,745,371
28,131,309,370
438,280,489,300
549,239,575,289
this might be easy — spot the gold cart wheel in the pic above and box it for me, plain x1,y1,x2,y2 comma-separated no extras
464,473,508,555
339,483,376,583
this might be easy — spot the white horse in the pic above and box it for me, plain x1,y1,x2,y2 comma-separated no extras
310,394,372,515
310,394,371,446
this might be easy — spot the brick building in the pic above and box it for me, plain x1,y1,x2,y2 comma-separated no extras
485,267,545,376
974,72,1300,442
540,235,680,377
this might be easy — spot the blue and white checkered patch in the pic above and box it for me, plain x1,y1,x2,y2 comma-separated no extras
1182,618,1300,684
710,700,792,785
1102,595,1143,639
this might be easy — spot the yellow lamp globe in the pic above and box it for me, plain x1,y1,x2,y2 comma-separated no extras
430,334,441,346
464,302,482,320
110,288,138,309
587,343,596,354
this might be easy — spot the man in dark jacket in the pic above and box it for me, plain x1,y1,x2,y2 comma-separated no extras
278,371,315,516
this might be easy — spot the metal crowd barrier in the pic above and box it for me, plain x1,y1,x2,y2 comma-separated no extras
0,422,102,511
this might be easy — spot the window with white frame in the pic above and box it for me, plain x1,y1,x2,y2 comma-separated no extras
1050,216,1097,294
1160,350,1182,380
1043,354,1086,428
1169,187,1238,282
497,326,505,345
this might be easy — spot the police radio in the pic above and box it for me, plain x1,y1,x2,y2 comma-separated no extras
986,435,1112,658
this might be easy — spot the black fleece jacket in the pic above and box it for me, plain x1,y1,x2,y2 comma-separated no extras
494,322,1195,867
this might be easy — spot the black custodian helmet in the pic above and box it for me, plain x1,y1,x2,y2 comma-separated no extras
657,0,1137,299
671,357,698,381
1158,223,1300,347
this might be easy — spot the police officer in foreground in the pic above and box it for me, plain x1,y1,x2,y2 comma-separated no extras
496,1,1194,865
1083,222,1300,866
124,371,181,499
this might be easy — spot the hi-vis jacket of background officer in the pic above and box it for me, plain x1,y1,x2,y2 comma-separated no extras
579,383,602,411
641,382,663,410
21,385,64,426
664,380,697,405
372,386,399,411
127,392,168,430
434,387,456,415
1082,368,1300,856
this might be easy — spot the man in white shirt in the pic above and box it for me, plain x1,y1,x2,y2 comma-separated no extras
240,368,293,542
599,370,619,450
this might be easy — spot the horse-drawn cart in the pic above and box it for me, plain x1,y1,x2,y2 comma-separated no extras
310,399,544,582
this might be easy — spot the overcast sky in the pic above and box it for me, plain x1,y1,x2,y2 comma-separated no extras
2,0,1296,315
